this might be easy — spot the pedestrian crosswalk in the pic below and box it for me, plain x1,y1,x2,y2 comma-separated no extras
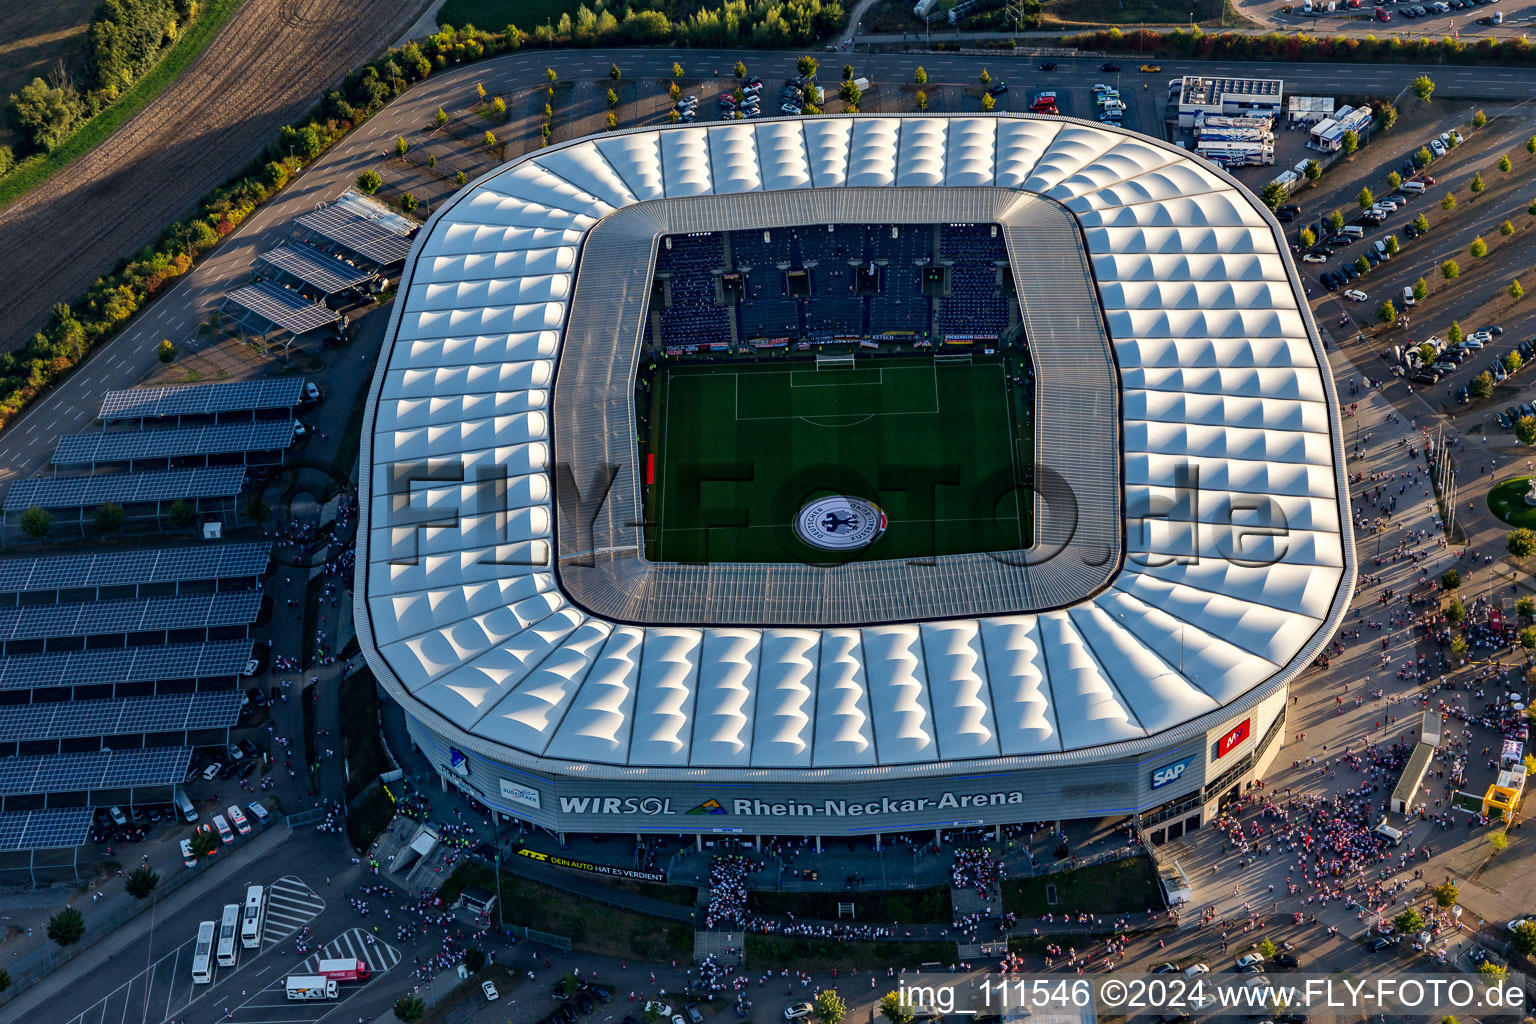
298,927,401,976
263,874,326,944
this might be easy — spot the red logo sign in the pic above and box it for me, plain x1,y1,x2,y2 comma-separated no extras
1216,719,1251,759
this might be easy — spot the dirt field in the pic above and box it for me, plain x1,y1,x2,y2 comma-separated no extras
0,0,100,150
0,0,425,353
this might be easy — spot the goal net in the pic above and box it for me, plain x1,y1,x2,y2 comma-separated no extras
816,353,856,370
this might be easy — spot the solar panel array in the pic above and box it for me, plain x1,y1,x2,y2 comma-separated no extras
0,641,254,692
0,807,93,852
52,420,295,466
296,205,414,265
0,543,269,594
100,379,304,422
0,590,259,642
4,466,246,512
0,747,191,796
0,692,242,743
257,244,373,295
223,282,340,336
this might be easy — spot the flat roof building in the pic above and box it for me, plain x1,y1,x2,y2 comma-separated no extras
1177,76,1284,127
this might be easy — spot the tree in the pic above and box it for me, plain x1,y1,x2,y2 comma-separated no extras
395,994,427,1023
8,78,84,152
1258,939,1278,960
606,112,617,130
844,65,855,81
1502,219,1517,237
1376,101,1398,131
1474,109,1488,129
1384,235,1399,256
1328,209,1345,233
490,97,506,120
1427,880,1459,908
400,193,417,214
606,88,619,108
1451,634,1469,656
394,136,408,158
733,61,747,80
94,502,124,535
1471,172,1485,195
1418,343,1437,365
669,82,681,102
880,992,916,1024
1479,961,1507,978
1470,236,1488,259
484,130,497,149
1411,74,1435,102
609,63,621,80
1393,908,1425,935
815,989,849,1024
667,109,680,123
47,907,85,947
455,171,467,186
1490,831,1509,853
1387,171,1401,189
979,68,991,84
1378,300,1397,325
1501,153,1513,173
1513,280,1526,302
125,866,159,900
1512,920,1536,956
1522,627,1536,652
914,90,928,111
1509,529,1536,559
357,169,382,194
1448,321,1464,345
1412,277,1428,303
1299,227,1316,249
1447,597,1467,624
1503,350,1522,371
464,948,487,972
1442,259,1460,280
1416,146,1434,168
1414,213,1429,235
427,154,436,170
981,92,995,112
1341,130,1358,156
19,506,51,539
1521,596,1535,619
1518,416,1536,446
546,67,557,83
673,62,685,79
475,81,486,101
1442,193,1457,213
1471,372,1494,399
914,66,927,85
797,56,818,78
1258,182,1286,210
1356,255,1370,275
1442,569,1461,590
1358,186,1374,209
167,499,195,529
157,339,175,362
190,827,217,857
435,107,448,128
243,496,270,524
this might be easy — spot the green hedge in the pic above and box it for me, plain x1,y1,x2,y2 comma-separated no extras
1061,26,1536,65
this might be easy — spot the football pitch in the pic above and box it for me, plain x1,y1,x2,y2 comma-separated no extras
643,355,1033,564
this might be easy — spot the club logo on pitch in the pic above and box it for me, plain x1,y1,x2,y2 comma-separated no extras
794,496,888,551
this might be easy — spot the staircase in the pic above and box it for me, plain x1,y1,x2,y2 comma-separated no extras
692,888,743,966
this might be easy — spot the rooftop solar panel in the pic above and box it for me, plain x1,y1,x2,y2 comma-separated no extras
3,466,246,512
256,244,373,295
52,421,295,466
0,807,93,852
0,747,191,797
0,640,253,692
100,379,304,421
295,205,414,265
0,692,242,743
0,591,259,642
222,282,340,336
0,543,268,594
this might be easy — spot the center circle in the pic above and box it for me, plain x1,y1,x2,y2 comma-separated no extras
794,495,888,552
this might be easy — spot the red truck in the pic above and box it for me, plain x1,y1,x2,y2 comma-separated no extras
317,958,370,981
1031,91,1059,114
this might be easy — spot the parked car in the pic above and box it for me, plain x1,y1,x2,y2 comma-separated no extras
1184,963,1210,977
1140,63,1162,72
785,1004,815,1021
181,838,197,867
1302,253,1327,264
578,993,596,1015
1367,936,1394,951
202,762,222,781
1273,953,1301,969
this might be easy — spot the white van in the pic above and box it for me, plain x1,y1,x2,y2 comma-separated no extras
1373,822,1405,846
1402,286,1416,307
1374,240,1390,260
246,800,271,826
1342,225,1364,240
174,789,198,823
1400,180,1425,194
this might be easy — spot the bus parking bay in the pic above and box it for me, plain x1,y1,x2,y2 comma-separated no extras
221,929,400,1024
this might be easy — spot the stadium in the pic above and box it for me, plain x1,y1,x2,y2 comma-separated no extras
356,114,1354,846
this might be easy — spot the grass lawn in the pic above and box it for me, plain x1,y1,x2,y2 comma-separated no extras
599,876,699,906
1001,856,1162,917
0,0,247,213
1487,478,1536,529
439,863,694,961
646,354,1032,564
748,887,952,923
340,668,390,799
1040,0,1228,25
744,935,955,971
436,0,581,29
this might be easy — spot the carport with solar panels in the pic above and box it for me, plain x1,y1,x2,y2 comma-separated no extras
0,543,266,880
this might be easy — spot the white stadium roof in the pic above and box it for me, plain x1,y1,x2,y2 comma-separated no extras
358,115,1352,779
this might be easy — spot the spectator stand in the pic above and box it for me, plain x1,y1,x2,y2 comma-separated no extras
254,242,380,309
219,281,342,359
0,466,247,542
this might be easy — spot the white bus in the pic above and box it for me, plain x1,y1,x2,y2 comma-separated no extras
216,903,240,967
192,920,217,984
240,885,264,949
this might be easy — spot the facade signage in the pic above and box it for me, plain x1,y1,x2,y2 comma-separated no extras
498,779,541,810
514,847,666,882
1150,756,1194,790
1215,719,1252,759
556,790,1027,818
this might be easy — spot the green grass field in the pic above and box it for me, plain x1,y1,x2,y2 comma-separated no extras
644,354,1032,564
